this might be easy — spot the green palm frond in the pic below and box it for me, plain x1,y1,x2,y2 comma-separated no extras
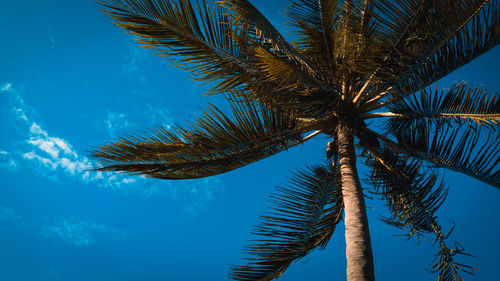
91,98,304,179
229,164,343,281
365,151,474,281
386,82,500,129
384,119,499,187
99,0,261,94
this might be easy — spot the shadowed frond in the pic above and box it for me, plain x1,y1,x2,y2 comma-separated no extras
384,113,500,187
229,164,343,281
219,0,320,77
385,82,500,129
356,0,499,107
392,0,500,101
99,0,262,94
247,45,342,118
286,0,343,81
91,98,304,179
367,153,447,236
365,150,474,281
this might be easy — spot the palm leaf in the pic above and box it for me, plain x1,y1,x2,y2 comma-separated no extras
229,164,343,281
386,82,500,129
91,98,304,179
384,119,499,187
248,45,342,118
355,0,498,107
99,0,263,94
219,0,320,77
391,0,500,103
365,150,475,281
286,0,343,81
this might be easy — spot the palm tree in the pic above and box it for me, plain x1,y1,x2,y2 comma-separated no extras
92,0,499,280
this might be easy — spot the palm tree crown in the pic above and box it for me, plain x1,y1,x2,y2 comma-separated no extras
92,0,500,280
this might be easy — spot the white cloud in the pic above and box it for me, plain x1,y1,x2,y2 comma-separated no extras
1,82,224,213
0,150,19,171
121,45,148,83
105,110,134,137
144,103,174,128
41,216,127,247
14,107,28,121
8,159,18,170
182,178,223,217
27,123,78,159
1,82,12,92
0,205,22,223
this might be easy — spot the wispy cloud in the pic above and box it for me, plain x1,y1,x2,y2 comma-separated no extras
0,205,22,224
0,150,19,172
47,25,56,49
144,103,173,128
1,82,13,92
105,110,134,137
182,178,223,217
0,204,125,248
0,82,130,187
1,82,224,215
41,216,127,247
122,45,148,83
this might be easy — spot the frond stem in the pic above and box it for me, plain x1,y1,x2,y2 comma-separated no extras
302,130,322,142
364,112,404,119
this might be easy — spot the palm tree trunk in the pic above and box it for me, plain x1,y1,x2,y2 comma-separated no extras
337,125,375,281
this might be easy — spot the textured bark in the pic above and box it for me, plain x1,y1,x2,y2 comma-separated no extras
337,126,375,281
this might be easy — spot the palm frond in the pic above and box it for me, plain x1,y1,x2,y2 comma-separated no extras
91,98,304,179
371,0,500,106
245,45,342,118
384,119,499,187
286,0,343,81
99,0,262,94
365,150,475,281
219,0,320,77
387,82,500,129
229,164,343,281
355,0,498,105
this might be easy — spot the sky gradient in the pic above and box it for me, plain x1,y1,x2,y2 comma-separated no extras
1,1,499,280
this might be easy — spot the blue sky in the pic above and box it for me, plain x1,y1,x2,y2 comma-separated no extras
0,1,499,280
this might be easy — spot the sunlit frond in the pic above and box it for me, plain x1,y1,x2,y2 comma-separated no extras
365,150,474,281
385,120,499,188
286,0,343,81
393,0,500,100
219,0,320,77
357,0,498,104
99,0,262,95
91,98,303,179
230,164,343,281
387,82,500,128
